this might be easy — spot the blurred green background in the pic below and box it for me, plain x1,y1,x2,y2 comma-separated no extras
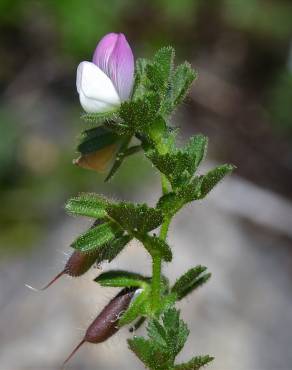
0,1,292,369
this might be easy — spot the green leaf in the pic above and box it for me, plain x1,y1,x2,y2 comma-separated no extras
106,202,163,234
95,270,149,288
147,150,191,189
160,308,189,358
157,192,182,216
119,93,160,134
128,337,170,370
71,221,119,253
174,355,214,370
198,164,235,199
65,193,108,219
142,235,172,262
157,177,203,216
133,58,151,100
99,234,132,262
177,177,204,204
146,47,175,96
128,308,192,369
119,288,150,326
77,126,119,155
171,62,197,108
185,135,208,170
158,292,177,314
171,266,211,301
147,135,207,190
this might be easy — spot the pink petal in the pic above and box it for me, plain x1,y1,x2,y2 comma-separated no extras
92,33,134,101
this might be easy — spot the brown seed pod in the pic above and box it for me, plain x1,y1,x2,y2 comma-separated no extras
39,249,101,290
34,220,104,291
63,287,137,366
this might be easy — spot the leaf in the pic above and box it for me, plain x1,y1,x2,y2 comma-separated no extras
161,308,189,358
146,47,175,95
133,58,151,100
128,337,170,370
147,135,208,190
185,135,208,170
147,150,192,189
171,266,211,301
171,62,197,108
77,126,119,155
119,93,161,134
157,192,182,216
71,221,119,253
198,164,235,199
65,193,108,219
100,234,132,262
177,177,203,204
95,270,149,288
142,235,172,262
128,308,192,369
106,202,163,234
157,177,203,216
174,355,214,370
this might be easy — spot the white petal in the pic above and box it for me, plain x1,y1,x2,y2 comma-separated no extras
76,61,121,113
79,90,111,113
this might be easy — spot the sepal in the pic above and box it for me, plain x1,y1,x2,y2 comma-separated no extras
119,288,150,326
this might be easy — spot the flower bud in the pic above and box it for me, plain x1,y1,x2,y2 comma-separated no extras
77,33,134,113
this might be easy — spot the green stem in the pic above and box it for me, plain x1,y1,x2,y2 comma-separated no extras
151,175,172,312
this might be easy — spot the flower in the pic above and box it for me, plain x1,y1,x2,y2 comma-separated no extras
76,33,134,113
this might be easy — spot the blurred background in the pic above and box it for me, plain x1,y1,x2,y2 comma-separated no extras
0,0,292,369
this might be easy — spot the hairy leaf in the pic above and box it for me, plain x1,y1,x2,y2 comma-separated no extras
142,235,172,262
100,234,132,262
185,135,208,170
106,202,163,234
95,270,149,288
71,222,119,253
128,337,170,370
119,93,160,134
171,266,211,300
65,193,108,218
128,308,190,369
171,62,197,108
133,58,151,99
146,47,175,95
174,355,214,369
198,164,235,199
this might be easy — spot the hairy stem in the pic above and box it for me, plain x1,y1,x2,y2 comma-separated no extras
151,175,172,311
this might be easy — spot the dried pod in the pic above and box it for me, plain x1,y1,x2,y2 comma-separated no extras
63,287,137,366
34,220,104,291
39,249,101,290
